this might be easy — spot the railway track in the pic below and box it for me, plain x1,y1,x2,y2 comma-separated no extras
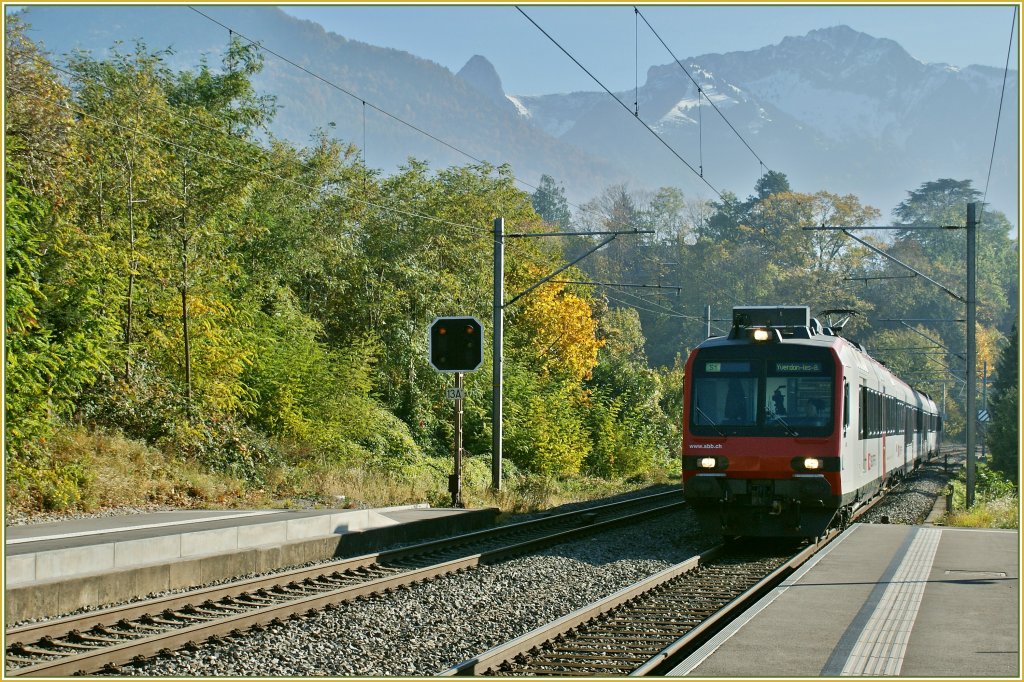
443,483,900,677
443,538,824,676
4,490,683,677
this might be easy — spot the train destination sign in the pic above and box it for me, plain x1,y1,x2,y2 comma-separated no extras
775,361,823,373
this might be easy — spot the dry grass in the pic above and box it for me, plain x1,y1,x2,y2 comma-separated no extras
5,427,676,520
943,495,1020,529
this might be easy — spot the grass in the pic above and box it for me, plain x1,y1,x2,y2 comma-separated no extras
940,464,1020,529
4,427,678,521
942,495,1019,529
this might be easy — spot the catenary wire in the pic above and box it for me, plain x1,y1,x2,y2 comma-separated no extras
634,6,771,172
979,5,1017,227
516,5,724,201
187,5,655,236
8,81,652,313
16,17,753,323
7,83,495,238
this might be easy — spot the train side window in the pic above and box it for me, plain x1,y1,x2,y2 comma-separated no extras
859,386,867,439
843,382,850,434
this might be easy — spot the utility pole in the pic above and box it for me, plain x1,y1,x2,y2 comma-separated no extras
490,217,653,491
804,210,978,505
492,218,504,491
966,202,977,507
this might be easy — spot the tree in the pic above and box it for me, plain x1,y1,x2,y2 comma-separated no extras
754,170,791,200
884,178,1017,362
986,328,1018,484
4,24,122,454
531,174,571,231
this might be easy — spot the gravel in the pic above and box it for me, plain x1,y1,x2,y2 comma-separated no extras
858,456,961,525
4,503,181,527
15,462,959,677
116,509,715,677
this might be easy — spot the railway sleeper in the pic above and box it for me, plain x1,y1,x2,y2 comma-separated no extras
519,660,636,672
547,648,654,659
573,630,675,638
67,626,122,643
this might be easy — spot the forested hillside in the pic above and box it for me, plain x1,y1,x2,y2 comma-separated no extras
5,19,1017,514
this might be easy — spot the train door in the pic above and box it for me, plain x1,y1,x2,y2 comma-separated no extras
880,390,887,484
857,377,871,492
904,403,912,473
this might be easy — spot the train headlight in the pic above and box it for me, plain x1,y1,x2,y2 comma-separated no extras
802,457,822,471
753,329,770,341
698,457,718,469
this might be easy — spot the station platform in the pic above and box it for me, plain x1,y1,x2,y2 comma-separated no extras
4,504,497,622
670,523,1019,678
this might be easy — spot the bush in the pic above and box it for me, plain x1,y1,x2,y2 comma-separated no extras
944,462,1019,529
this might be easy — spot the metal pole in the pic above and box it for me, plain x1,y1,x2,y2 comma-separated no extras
452,372,464,508
966,203,977,507
981,360,988,463
705,304,712,338
942,382,947,472
492,217,504,491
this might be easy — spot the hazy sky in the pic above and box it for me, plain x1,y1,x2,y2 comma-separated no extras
280,4,1019,95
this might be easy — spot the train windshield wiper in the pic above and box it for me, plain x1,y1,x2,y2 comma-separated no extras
694,406,726,437
771,413,799,437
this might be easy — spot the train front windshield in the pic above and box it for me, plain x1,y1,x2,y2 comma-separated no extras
690,347,835,437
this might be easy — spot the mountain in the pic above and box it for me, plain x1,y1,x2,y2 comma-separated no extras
13,9,1018,223
15,5,625,201
456,54,520,118
510,25,1018,224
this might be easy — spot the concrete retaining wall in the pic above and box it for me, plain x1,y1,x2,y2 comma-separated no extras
5,507,497,622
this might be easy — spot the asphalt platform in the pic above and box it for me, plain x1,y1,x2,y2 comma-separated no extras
669,522,1019,678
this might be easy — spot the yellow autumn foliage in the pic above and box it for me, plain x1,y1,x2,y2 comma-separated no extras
520,282,603,383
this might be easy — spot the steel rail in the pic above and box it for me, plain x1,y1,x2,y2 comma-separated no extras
441,545,724,676
444,486,903,677
6,492,685,676
6,490,680,646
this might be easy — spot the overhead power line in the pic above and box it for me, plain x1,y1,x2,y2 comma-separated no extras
516,6,724,201
980,4,1017,227
633,6,770,173
187,6,651,234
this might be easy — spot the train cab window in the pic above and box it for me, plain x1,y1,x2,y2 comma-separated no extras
765,360,832,431
690,350,834,436
691,359,758,433
693,375,757,427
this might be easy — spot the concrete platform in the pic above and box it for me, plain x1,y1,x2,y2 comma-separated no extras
5,504,497,622
670,524,1019,678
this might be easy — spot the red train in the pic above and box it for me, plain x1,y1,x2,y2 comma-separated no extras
682,306,941,538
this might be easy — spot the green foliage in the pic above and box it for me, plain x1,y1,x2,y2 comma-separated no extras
504,367,591,477
4,28,1017,517
4,158,61,450
948,461,1018,527
987,328,1019,483
585,307,673,478
531,173,571,231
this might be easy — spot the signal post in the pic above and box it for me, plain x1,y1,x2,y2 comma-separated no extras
429,316,483,507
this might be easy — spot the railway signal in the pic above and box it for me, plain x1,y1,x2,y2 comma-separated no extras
429,316,483,373
428,316,483,508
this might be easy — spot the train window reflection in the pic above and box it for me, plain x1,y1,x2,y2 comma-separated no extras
693,376,757,426
765,376,833,427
